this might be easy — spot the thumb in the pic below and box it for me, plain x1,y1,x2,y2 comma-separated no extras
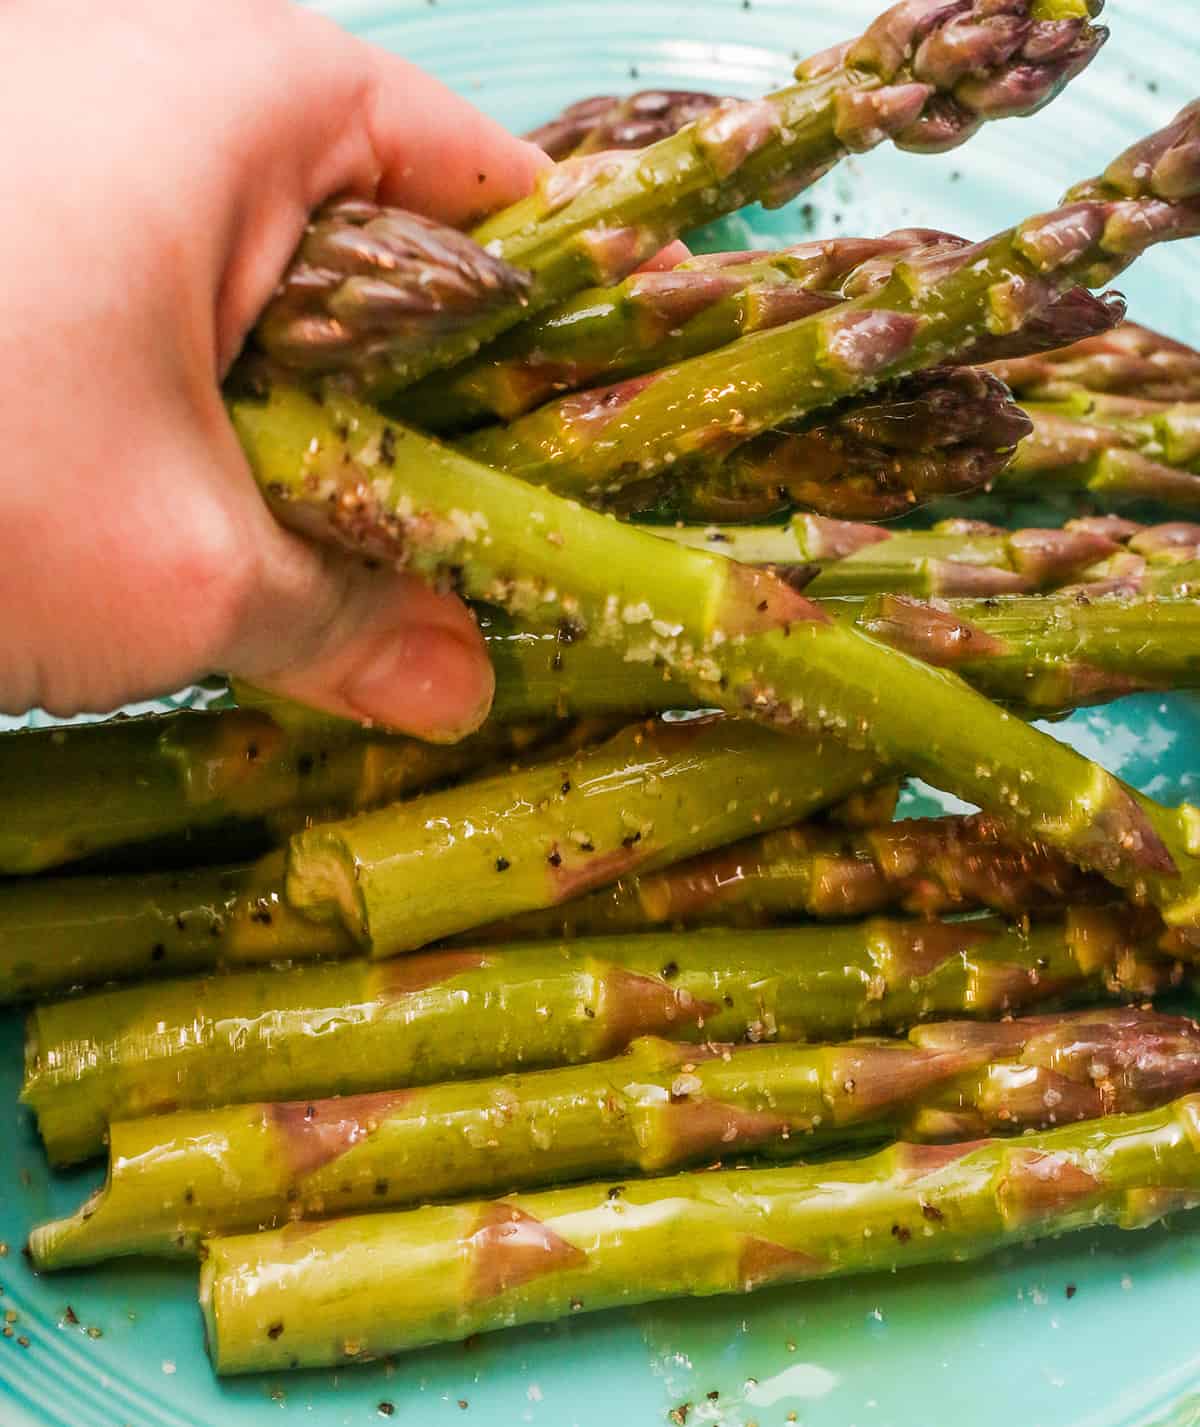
225,527,495,742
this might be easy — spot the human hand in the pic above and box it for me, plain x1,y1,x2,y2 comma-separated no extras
0,0,554,739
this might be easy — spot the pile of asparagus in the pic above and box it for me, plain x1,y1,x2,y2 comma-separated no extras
11,0,1200,1380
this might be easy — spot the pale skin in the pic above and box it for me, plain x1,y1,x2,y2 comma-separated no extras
0,0,684,740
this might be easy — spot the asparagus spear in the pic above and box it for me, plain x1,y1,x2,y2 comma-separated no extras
235,381,1200,936
0,707,542,876
467,812,1104,941
252,202,532,386
396,245,1118,434
859,591,1200,711
31,1007,1200,1269
23,908,1180,1167
261,0,1103,396
287,716,879,955
617,367,1033,521
201,1091,1200,1373
663,512,1127,596
981,321,1200,402
453,105,1200,505
0,853,358,1005
0,779,898,1008
524,90,728,160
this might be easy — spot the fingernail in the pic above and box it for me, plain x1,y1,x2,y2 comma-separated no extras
339,624,495,742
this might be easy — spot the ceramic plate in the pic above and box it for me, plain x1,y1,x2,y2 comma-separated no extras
2,2,1199,1422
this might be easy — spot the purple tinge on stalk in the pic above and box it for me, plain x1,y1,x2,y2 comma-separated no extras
370,950,492,1005
738,1238,828,1290
468,1203,586,1300
861,595,1008,666
599,966,719,1053
654,1098,795,1167
1006,526,1120,579
795,515,892,560
269,1091,417,1179
254,202,531,377
1126,522,1200,558
998,1148,1102,1226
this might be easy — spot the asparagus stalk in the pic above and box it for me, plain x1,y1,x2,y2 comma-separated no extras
286,716,879,955
0,706,564,877
201,1091,1200,1373
452,105,1200,505
994,392,1200,509
396,246,1119,434
981,321,1200,402
662,511,1127,596
0,853,358,1005
235,381,1200,936
524,90,728,160
32,1007,1200,1269
859,591,1200,712
616,367,1033,521
466,812,1105,941
264,0,1102,396
22,908,1181,1167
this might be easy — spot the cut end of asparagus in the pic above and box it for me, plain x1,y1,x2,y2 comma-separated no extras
285,829,369,943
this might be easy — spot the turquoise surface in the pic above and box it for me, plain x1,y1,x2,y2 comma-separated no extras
2,1,1200,1422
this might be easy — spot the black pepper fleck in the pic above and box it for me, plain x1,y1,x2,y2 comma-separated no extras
267,1322,285,1340
378,1403,395,1418
495,857,511,872
379,428,397,467
374,1178,390,1197
891,1223,911,1243
297,754,315,777
547,850,562,867
1065,1283,1077,1299
151,943,166,962
661,961,679,980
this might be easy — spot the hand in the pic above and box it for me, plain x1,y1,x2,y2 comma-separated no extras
0,0,552,739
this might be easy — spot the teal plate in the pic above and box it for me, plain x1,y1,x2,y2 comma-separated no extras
3,2,1200,1422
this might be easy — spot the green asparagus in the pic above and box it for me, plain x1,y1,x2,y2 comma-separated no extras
200,1091,1200,1372
859,591,1200,712
23,908,1179,1166
981,321,1200,402
259,0,1103,395
465,812,1104,941
0,706,561,876
397,245,1119,433
286,715,880,954
662,512,1128,596
235,381,1200,935
31,1008,1200,1269
453,106,1200,505
0,853,356,1005
614,367,1032,521
237,110,1200,934
997,394,1200,509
